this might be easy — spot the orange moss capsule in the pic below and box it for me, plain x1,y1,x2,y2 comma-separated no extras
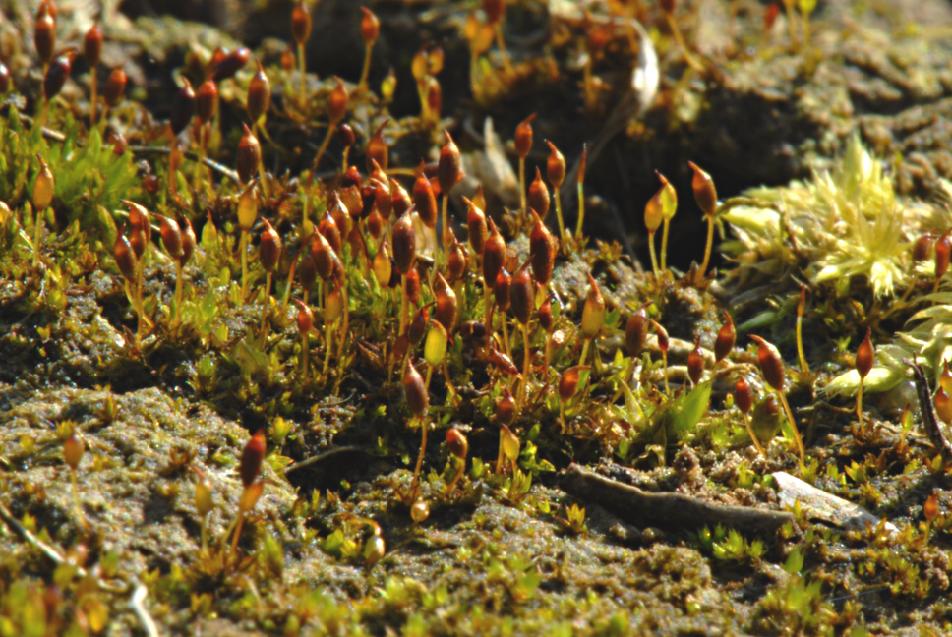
529,211,555,286
259,219,281,272
158,214,183,261
936,233,951,281
405,267,422,305
413,169,439,229
559,366,586,401
545,140,565,190
196,80,218,124
935,388,952,425
367,120,389,171
465,197,488,256
240,430,266,488
438,131,463,195
447,237,467,282
496,388,516,424
291,2,312,46
63,433,85,471
446,428,468,459
924,493,939,522
236,124,261,184
856,328,874,378
514,113,535,159
687,161,717,217
389,179,411,218
434,273,458,331
527,168,550,220
714,311,736,363
913,234,933,262
654,320,669,354
319,212,342,256
295,299,315,335
104,66,127,107
247,61,271,123
360,6,381,44
403,359,428,417
327,78,348,122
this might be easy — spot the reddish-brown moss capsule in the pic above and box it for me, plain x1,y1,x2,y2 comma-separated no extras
64,433,85,471
559,366,586,401
236,124,261,184
259,219,281,272
196,80,218,124
537,297,553,332
936,233,951,281
446,428,468,459
465,197,488,255
734,376,753,414
714,311,736,363
392,213,416,275
545,140,566,190
491,269,510,313
158,214,183,261
310,232,339,281
487,346,519,376
338,123,356,148
104,66,127,107
687,339,704,385
527,168,550,220
403,359,428,417
434,273,458,331
625,308,648,358
212,46,251,81
529,211,556,286
327,78,348,122
413,169,439,229
389,179,411,218
360,6,381,44
405,267,422,306
319,211,342,256
43,52,73,100
170,78,196,135
482,218,506,285
367,120,388,171
299,252,318,292
240,430,266,488
247,61,270,123
408,305,429,345
856,327,873,378
291,2,312,45
509,266,534,325
687,161,717,217
438,131,463,196
295,299,315,335
750,335,784,392
514,113,535,159
179,216,196,265
113,232,137,281
84,24,102,68
913,234,933,261
34,8,56,65
447,237,467,282
496,388,516,425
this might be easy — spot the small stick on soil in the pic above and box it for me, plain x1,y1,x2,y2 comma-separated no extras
909,361,952,460
560,464,794,533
